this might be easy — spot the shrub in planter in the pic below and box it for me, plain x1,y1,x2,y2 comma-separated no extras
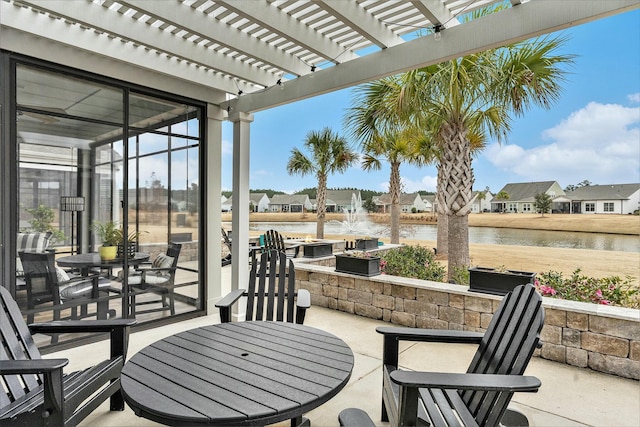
380,245,445,282
535,268,639,308
468,266,536,296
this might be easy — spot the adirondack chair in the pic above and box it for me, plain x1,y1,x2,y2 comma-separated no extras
128,243,182,317
263,229,301,260
368,283,544,427
215,249,310,324
0,286,136,427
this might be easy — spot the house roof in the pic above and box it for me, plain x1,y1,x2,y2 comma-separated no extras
269,194,310,205
3,0,633,117
376,192,421,205
493,181,561,203
249,193,268,204
566,183,640,200
326,190,360,206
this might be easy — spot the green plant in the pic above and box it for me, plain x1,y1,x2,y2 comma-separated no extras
341,250,376,258
23,205,65,243
535,268,639,308
449,265,470,285
380,245,445,282
92,221,120,246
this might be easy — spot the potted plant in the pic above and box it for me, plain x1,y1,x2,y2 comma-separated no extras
468,266,536,296
335,250,380,277
92,220,120,260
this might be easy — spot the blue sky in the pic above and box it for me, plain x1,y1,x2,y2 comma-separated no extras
221,9,640,195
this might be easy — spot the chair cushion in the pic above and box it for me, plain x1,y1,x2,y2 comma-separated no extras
152,254,174,269
56,267,71,282
15,232,52,275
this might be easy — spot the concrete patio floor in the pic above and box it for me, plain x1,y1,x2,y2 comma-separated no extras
50,268,639,427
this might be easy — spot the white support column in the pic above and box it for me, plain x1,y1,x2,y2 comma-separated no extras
228,111,253,312
206,104,224,316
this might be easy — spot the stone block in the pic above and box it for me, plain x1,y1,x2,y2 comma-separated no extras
480,313,493,328
439,306,464,324
545,308,567,327
566,347,588,368
391,311,415,327
391,285,417,300
588,352,640,380
562,328,581,348
630,341,640,361
309,272,329,285
329,275,338,286
355,303,382,320
395,297,404,312
383,283,393,296
464,296,492,313
297,270,309,281
417,289,448,306
373,294,395,310
312,294,329,308
355,278,383,294
449,294,464,309
589,316,640,340
338,287,348,300
540,325,562,345
566,312,588,331
337,276,355,289
323,284,338,298
301,280,323,296
326,298,337,310
417,316,448,330
464,311,481,328
347,289,373,305
404,300,438,318
540,343,566,363
448,323,464,331
581,332,629,357
337,300,354,313
383,308,392,322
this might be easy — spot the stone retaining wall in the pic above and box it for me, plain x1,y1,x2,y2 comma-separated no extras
293,258,640,380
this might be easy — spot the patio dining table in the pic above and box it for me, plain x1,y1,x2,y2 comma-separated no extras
121,321,354,426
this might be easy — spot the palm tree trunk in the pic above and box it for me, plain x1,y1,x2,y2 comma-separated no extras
436,164,448,258
316,173,327,239
389,161,401,244
440,123,473,281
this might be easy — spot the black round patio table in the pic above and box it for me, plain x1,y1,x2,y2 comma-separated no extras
120,321,354,426
56,252,150,276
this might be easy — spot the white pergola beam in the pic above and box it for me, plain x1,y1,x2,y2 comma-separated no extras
314,0,405,49
14,0,267,91
410,0,460,27
121,0,309,81
224,0,640,113
216,0,359,65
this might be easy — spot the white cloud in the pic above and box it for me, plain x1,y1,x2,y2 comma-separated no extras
401,175,438,193
222,139,233,156
628,93,640,104
486,101,640,185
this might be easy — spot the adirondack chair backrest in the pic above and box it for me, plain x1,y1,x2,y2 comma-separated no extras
18,251,61,309
0,286,44,408
463,284,545,426
263,229,286,252
221,228,232,251
245,249,298,323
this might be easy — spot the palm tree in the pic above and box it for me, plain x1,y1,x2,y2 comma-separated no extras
360,127,428,244
495,191,510,213
346,7,573,280
287,127,358,238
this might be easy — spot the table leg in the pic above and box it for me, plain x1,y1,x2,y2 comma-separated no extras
291,415,310,427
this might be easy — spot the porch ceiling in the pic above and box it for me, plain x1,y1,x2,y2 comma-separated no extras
2,0,638,112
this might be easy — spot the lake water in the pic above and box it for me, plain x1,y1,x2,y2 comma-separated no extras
246,221,640,253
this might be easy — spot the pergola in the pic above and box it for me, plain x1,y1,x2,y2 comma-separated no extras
1,0,638,315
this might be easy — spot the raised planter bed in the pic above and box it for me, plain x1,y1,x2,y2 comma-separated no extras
303,243,333,258
335,254,380,277
468,266,536,296
355,238,379,250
